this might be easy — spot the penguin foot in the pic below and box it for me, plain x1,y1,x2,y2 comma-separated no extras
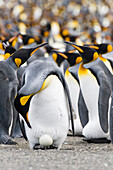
0,135,17,145
33,144,57,150
83,138,111,144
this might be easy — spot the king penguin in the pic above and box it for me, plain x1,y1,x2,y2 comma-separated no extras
65,41,113,143
0,42,47,144
14,58,74,150
54,51,88,135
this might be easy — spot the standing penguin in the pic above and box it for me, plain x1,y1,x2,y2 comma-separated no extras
65,41,113,142
14,58,74,150
0,42,47,144
54,51,88,135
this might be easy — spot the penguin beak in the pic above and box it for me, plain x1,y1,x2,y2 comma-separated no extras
57,52,68,59
64,41,83,53
9,36,17,43
30,42,48,56
87,45,99,50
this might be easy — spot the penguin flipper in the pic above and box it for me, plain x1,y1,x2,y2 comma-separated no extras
78,89,89,127
19,114,28,141
57,70,75,135
110,93,113,143
98,71,112,133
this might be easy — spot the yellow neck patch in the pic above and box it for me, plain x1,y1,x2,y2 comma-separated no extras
65,68,70,77
0,43,4,50
78,63,88,75
38,75,54,93
15,58,22,68
99,54,107,62
28,38,35,44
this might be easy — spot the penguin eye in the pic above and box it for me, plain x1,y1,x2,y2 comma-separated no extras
14,58,22,68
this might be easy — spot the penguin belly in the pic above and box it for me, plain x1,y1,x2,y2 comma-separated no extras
25,75,69,149
65,72,83,135
79,69,109,140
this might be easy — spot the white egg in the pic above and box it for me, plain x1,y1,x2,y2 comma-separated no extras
39,134,53,147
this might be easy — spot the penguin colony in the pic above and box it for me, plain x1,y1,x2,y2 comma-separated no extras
0,29,113,150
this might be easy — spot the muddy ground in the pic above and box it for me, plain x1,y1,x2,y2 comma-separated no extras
0,135,113,170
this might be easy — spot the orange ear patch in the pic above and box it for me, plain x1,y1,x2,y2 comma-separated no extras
76,56,82,64
52,53,57,62
28,38,35,44
20,94,32,106
15,58,22,68
107,44,113,52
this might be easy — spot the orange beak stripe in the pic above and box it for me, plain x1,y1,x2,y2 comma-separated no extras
72,45,84,53
88,46,99,50
58,52,68,59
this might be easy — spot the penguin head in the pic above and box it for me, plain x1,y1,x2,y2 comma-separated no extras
17,34,36,45
86,43,113,54
52,51,68,66
4,45,16,60
65,41,98,64
6,42,48,69
54,51,82,66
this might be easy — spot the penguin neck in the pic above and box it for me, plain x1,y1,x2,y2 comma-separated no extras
99,54,113,74
78,63,88,75
65,67,70,77
99,54,107,62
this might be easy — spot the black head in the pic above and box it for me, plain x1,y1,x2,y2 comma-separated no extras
85,43,113,54
65,41,98,64
18,34,36,45
6,42,48,69
4,46,16,60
